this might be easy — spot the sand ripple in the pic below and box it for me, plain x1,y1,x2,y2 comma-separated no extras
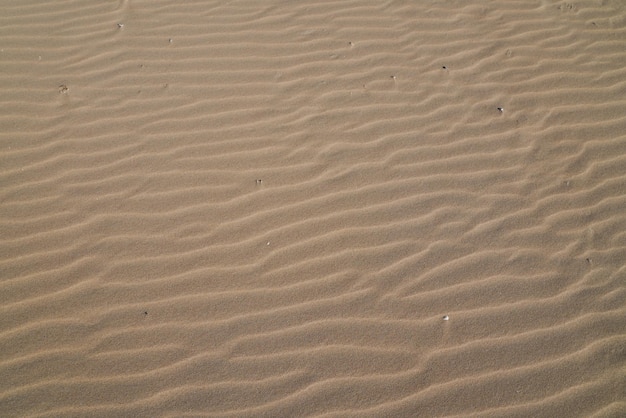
1,0,625,416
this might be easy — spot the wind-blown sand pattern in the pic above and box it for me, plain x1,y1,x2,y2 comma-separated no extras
1,0,625,416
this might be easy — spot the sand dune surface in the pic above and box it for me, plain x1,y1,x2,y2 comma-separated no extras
1,0,625,417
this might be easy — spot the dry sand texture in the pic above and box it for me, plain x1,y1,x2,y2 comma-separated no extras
1,0,626,416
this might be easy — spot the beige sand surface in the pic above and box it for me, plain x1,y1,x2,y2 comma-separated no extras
1,0,625,416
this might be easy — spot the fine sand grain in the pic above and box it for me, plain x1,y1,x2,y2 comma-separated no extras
1,0,625,417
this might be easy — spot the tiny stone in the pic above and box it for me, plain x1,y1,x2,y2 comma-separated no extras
497,107,504,113
117,23,124,29
443,315,449,321
442,66,447,69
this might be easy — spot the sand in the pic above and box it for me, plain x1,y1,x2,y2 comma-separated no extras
1,0,625,416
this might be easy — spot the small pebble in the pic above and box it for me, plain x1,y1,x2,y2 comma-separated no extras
117,23,124,29
497,107,504,113
443,315,449,321
442,66,447,69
